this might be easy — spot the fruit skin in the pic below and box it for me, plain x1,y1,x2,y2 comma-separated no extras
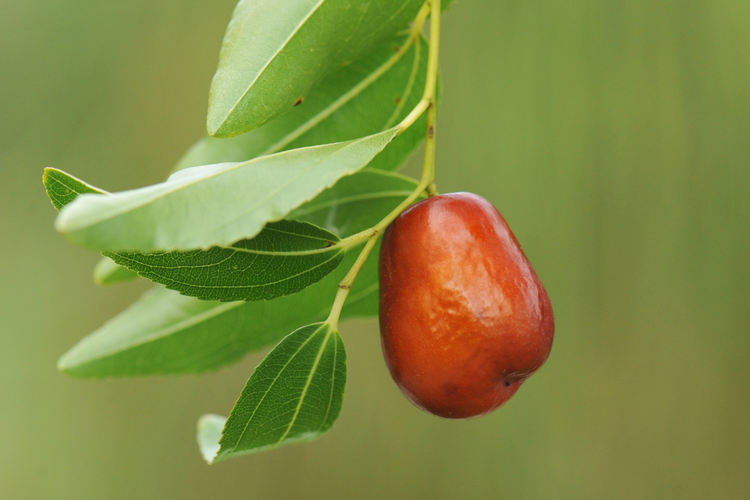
378,192,554,419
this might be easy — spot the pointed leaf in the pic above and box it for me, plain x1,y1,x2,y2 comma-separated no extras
55,128,398,253
43,167,106,209
214,323,346,461
180,35,433,173
104,220,345,302
93,257,138,286
207,0,429,137
197,414,227,464
57,169,418,377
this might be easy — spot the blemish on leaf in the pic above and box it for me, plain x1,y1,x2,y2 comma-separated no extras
394,97,402,104
394,46,401,52
294,97,304,107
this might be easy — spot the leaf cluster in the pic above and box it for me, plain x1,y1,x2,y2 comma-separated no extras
45,0,452,461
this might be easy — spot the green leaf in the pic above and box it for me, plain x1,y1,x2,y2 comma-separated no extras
104,220,345,302
43,167,105,210
206,0,429,137
213,323,346,461
55,128,398,253
93,257,138,286
57,169,418,377
197,414,227,464
288,169,419,235
179,35,432,173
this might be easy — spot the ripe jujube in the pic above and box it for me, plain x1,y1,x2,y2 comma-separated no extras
378,192,554,419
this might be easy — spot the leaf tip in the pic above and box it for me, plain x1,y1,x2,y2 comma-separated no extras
56,350,77,376
93,257,139,286
197,414,227,464
206,118,239,139
206,104,238,139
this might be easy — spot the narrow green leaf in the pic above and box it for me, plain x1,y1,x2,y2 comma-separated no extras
104,220,345,302
93,257,138,286
179,35,432,173
55,128,398,253
213,323,346,461
57,169,418,377
207,0,428,137
197,414,227,464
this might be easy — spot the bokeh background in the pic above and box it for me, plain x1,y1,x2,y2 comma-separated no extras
2,0,749,498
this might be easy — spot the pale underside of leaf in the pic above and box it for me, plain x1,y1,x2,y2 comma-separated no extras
197,414,227,464
55,128,398,253
93,256,138,286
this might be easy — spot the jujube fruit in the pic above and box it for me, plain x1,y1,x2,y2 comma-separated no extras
378,192,554,419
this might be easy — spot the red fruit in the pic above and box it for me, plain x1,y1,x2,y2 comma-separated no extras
378,192,554,419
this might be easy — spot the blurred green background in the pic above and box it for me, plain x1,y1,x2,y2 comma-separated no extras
2,0,749,498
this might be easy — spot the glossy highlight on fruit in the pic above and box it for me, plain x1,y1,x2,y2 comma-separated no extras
378,193,554,419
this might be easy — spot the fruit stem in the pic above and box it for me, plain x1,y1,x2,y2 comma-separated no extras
325,229,381,331
326,0,441,330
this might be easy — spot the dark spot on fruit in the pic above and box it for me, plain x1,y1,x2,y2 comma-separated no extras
443,383,459,397
505,381,511,387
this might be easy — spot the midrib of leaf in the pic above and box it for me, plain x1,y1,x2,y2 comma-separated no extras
258,34,414,157
228,325,325,453
56,301,240,369
110,248,343,291
272,327,334,448
215,244,336,257
319,332,339,428
216,0,328,130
